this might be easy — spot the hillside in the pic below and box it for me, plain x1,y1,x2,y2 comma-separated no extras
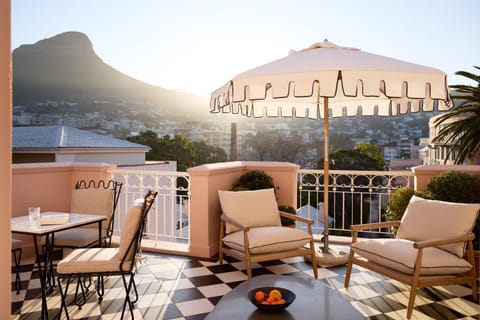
12,31,208,116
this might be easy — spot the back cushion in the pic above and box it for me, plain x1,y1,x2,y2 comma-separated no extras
396,196,480,257
71,188,114,230
218,189,281,233
118,205,143,261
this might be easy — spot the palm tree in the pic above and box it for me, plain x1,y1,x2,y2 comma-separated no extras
433,66,480,164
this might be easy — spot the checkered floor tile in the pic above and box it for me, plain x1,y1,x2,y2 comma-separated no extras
11,248,480,319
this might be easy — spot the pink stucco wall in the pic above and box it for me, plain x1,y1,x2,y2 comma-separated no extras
0,2,11,316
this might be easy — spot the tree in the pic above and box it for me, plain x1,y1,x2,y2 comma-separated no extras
127,130,227,171
433,66,480,164
316,142,385,171
242,130,304,162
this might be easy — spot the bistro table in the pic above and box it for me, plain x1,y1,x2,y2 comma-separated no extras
206,274,363,320
11,212,106,320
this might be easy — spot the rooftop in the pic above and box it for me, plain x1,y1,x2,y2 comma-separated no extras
13,126,149,150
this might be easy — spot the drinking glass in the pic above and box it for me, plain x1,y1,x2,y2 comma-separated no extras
28,207,41,227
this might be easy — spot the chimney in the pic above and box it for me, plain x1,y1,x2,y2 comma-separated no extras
230,122,237,161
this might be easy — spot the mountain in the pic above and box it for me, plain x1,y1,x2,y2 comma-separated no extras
12,31,208,115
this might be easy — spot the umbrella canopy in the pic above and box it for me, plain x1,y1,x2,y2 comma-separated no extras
210,40,452,253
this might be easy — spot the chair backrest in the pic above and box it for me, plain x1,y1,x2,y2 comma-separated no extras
118,190,157,272
218,188,281,234
397,196,480,257
70,180,123,239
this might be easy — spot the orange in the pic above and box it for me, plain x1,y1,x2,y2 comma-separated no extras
268,289,282,301
266,296,276,304
254,291,265,302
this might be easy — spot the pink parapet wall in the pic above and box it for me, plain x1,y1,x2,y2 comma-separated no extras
187,161,299,258
412,164,480,192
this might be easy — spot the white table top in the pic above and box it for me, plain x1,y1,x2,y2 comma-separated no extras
11,211,106,235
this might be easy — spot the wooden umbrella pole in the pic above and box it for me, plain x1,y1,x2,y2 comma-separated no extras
323,96,329,253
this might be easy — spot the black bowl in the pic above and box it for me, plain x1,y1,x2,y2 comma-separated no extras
248,287,296,312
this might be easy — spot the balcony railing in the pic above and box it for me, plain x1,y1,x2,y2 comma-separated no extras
297,169,414,237
112,167,413,247
112,169,190,244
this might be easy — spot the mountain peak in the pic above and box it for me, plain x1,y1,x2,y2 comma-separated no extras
35,31,93,51
16,31,95,56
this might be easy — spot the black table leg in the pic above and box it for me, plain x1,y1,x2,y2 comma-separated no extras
33,235,49,320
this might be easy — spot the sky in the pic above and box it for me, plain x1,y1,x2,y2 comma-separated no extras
11,0,479,97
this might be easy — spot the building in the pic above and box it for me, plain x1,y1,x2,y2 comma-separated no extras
13,126,150,165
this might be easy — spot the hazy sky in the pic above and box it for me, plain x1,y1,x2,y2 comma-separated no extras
12,0,479,97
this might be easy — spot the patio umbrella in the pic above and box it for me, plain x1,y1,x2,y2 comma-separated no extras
210,40,452,262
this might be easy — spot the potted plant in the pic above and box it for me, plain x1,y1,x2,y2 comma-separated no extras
231,170,298,227
231,170,274,191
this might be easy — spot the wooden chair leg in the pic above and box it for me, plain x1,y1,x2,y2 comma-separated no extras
309,239,318,279
218,245,224,265
344,250,355,288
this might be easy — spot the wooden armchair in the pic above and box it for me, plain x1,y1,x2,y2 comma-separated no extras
218,188,318,279
344,196,479,319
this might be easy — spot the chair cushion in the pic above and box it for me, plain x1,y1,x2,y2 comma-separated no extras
71,188,114,230
53,228,106,247
118,205,143,261
11,238,22,250
396,196,479,257
57,248,132,274
351,238,472,275
223,226,312,254
218,189,281,234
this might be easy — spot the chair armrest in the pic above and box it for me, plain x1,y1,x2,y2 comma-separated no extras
279,211,314,225
220,214,249,231
350,221,401,231
413,233,475,249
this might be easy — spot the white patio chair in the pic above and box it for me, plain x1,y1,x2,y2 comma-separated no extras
344,196,479,319
218,188,318,279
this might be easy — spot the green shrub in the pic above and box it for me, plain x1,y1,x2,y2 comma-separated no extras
231,170,274,191
426,171,480,203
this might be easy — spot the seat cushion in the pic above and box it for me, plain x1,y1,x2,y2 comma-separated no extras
218,189,281,234
397,196,480,257
223,226,312,255
57,248,133,274
53,228,106,247
11,238,22,250
71,188,114,230
351,238,472,275
118,205,143,261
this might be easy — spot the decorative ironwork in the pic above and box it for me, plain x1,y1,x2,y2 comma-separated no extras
112,169,190,244
298,169,413,237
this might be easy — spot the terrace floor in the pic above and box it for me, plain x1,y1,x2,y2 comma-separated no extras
11,245,480,320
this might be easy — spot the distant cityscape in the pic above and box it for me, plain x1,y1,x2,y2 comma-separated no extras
13,99,441,169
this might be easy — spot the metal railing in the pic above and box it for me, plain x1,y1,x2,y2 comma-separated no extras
111,167,412,246
112,169,190,244
297,169,413,237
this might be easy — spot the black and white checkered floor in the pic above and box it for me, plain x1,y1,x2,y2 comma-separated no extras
11,247,480,319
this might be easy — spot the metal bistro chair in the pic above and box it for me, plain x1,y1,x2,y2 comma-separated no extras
57,190,158,319
53,179,123,249
47,180,122,302
12,238,23,294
